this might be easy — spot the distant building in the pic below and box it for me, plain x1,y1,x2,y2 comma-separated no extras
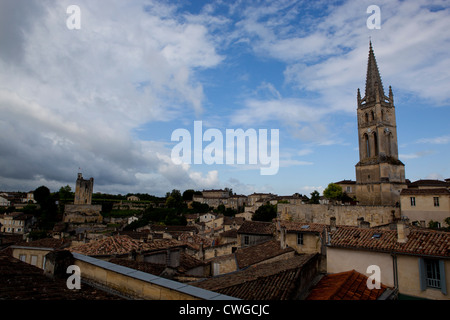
400,187,450,228
0,212,35,234
0,196,10,207
74,173,94,205
334,180,356,199
63,172,102,223
127,195,140,202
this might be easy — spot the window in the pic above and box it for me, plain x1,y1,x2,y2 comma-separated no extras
19,254,26,262
346,186,352,193
419,258,447,294
433,197,440,207
297,233,304,245
410,197,416,207
30,255,38,266
244,235,249,246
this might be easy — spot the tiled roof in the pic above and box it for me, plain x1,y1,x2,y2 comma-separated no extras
192,254,315,300
70,235,184,256
400,188,450,195
150,224,198,233
13,238,71,249
306,270,389,300
329,226,450,258
178,233,214,250
0,253,123,300
278,220,329,234
109,258,167,276
237,221,275,235
235,240,294,269
409,179,450,187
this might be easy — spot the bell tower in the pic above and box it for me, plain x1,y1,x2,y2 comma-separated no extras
355,42,407,205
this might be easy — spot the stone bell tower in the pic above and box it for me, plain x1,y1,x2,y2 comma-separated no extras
355,42,407,205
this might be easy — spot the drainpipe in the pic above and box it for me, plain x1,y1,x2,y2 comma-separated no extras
391,253,399,294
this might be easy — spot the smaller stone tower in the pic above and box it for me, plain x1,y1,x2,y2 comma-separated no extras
74,173,94,205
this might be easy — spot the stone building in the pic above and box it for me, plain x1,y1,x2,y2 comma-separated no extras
63,172,102,223
74,173,94,205
355,42,407,205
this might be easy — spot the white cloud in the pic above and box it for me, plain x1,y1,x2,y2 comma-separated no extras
416,135,450,145
0,0,225,195
400,150,434,160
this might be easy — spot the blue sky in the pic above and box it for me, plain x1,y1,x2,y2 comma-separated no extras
0,0,449,196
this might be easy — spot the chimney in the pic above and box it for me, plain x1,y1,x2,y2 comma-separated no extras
360,221,370,229
397,222,410,243
357,217,364,228
330,217,337,232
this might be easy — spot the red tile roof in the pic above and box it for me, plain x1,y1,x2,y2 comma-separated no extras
13,238,71,249
235,240,294,269
237,221,275,235
400,188,450,195
70,235,184,256
329,226,450,258
0,253,123,300
192,254,316,300
306,270,389,300
278,220,329,234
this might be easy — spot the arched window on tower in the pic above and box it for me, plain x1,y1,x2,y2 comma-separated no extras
364,133,370,158
371,111,375,121
365,113,369,124
387,132,392,157
381,109,384,121
373,132,379,156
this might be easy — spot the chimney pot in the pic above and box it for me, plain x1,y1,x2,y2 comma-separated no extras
397,222,409,243
330,217,337,232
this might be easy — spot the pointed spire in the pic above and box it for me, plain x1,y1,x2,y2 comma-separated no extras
365,41,385,102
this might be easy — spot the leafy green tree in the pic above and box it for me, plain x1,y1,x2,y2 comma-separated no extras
182,189,196,201
58,185,73,203
309,190,320,204
34,186,51,206
252,203,277,222
323,183,343,201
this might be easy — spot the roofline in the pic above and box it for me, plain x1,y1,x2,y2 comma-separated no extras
327,244,450,259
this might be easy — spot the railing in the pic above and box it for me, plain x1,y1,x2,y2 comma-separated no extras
427,278,441,289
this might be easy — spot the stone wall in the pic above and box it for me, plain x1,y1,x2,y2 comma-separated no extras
63,204,103,223
278,203,399,227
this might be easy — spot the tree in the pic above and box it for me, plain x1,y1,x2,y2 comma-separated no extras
252,203,277,222
165,189,183,209
182,189,195,201
323,183,343,201
34,186,51,206
58,185,73,202
309,190,320,204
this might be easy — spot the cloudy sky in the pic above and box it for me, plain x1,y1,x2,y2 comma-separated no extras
0,0,449,196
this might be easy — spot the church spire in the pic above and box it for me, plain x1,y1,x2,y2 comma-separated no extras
364,41,385,102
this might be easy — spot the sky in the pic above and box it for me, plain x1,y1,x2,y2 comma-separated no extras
0,0,449,197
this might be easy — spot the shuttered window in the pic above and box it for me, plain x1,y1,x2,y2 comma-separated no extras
419,258,447,295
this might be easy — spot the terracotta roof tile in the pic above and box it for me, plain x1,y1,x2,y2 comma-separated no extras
13,238,71,249
278,220,329,234
70,235,184,256
237,221,275,235
400,188,450,195
192,254,316,300
0,253,123,300
235,240,294,269
329,226,450,257
307,270,389,300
